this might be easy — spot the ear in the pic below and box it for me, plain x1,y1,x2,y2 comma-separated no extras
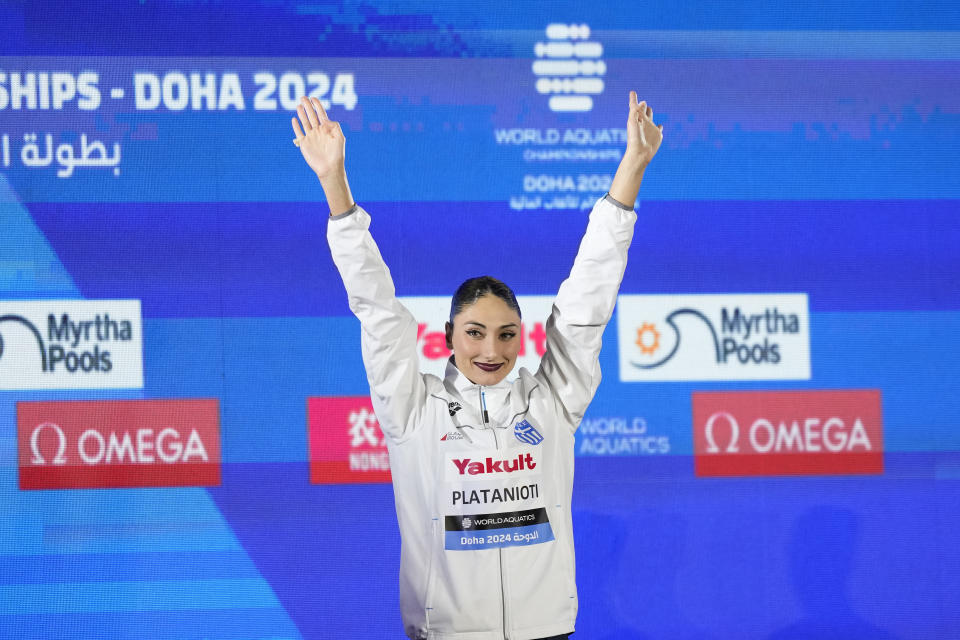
445,321,453,350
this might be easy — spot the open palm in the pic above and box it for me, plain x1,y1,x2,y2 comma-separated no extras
292,96,345,180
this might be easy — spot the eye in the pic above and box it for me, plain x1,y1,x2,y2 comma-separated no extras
500,332,517,341
466,329,483,338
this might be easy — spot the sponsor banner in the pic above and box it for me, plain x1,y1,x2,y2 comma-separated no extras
692,390,883,477
307,396,391,484
0,299,143,390
17,399,220,490
577,415,671,456
399,295,554,381
617,293,810,382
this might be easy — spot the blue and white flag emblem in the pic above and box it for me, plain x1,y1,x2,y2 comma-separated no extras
514,419,544,445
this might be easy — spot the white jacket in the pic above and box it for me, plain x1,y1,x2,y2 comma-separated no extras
328,195,637,640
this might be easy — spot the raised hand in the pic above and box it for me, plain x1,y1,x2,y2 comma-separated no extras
608,91,663,207
292,96,353,215
292,96,346,181
625,90,663,168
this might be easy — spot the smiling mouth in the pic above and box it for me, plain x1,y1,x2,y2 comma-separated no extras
474,362,503,372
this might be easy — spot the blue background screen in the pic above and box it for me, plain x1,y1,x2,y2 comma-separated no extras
1,2,959,638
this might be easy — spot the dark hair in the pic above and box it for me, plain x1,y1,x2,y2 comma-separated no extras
449,276,522,323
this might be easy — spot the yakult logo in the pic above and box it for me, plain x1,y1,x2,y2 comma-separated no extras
0,299,143,390
308,396,391,484
18,399,220,489
618,294,810,382
692,390,883,477
446,450,543,482
452,453,537,476
400,296,555,380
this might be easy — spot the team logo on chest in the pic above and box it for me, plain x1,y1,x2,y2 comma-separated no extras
514,419,544,445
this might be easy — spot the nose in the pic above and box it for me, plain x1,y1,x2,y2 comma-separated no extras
481,335,500,359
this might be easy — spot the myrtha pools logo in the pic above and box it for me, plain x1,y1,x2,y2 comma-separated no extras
617,294,811,382
0,299,143,389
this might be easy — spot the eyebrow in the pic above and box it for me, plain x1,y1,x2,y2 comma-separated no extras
464,321,520,329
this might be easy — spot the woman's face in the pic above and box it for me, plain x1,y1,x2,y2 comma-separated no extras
446,294,522,386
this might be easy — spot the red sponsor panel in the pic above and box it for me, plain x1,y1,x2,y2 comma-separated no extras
18,399,221,490
692,390,883,477
307,396,391,484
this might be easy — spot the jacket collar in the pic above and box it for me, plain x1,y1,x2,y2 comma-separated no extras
434,357,540,429
445,358,512,394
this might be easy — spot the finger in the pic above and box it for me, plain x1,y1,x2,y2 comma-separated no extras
301,96,320,128
291,117,305,140
629,90,638,109
646,103,653,120
311,96,330,124
637,120,648,148
297,104,313,130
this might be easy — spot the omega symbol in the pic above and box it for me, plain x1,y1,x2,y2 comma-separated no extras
704,412,740,454
30,422,67,465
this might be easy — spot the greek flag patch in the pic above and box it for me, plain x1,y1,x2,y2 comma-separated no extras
514,419,544,445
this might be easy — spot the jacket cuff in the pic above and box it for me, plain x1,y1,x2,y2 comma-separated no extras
604,193,634,211
329,203,359,220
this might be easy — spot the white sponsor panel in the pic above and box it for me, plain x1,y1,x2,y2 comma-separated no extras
617,293,810,382
400,295,554,381
0,299,143,389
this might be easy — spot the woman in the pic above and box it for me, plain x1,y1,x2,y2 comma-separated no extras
292,91,661,640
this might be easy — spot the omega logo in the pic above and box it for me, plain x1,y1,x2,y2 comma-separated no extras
704,412,740,453
30,422,68,465
703,411,872,454
28,422,210,466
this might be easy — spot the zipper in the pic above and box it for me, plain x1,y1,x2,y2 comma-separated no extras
480,388,490,425
423,517,440,632
480,386,509,639
499,542,507,639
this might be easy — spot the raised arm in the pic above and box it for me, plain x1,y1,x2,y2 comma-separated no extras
292,97,426,442
537,91,662,427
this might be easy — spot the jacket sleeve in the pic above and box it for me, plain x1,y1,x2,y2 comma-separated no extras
536,194,637,431
327,205,426,443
